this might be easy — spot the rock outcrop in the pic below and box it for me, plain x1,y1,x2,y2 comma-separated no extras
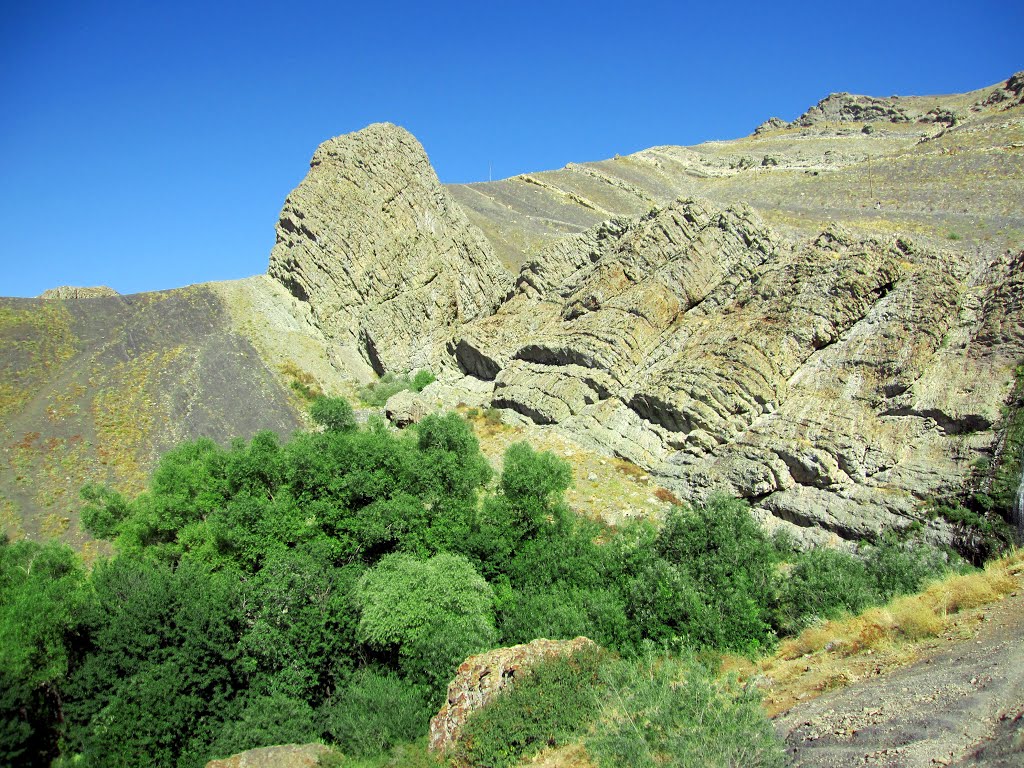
452,193,1022,545
428,636,595,754
205,744,328,768
268,123,513,374
39,285,119,299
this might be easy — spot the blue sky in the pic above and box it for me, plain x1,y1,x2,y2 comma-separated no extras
2,0,1021,297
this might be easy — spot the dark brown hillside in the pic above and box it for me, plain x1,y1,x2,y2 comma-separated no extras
0,285,304,549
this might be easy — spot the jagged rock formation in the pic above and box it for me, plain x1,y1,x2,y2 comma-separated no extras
3,74,1022,552
268,122,512,374
447,190,1024,543
428,636,595,754
38,285,119,299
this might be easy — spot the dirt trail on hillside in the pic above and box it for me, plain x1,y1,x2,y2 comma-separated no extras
774,584,1024,767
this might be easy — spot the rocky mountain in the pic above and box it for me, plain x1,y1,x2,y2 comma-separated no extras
3,73,1023,551
267,123,513,375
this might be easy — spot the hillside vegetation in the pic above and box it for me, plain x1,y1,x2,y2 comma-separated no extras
1,400,973,767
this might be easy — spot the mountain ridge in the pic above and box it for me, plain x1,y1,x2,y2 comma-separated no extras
4,72,1023,553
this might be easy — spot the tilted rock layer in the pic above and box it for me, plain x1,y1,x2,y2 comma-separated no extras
268,122,512,374
263,76,1024,547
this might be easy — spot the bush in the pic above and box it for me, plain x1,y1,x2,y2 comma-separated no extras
411,370,436,392
358,370,435,406
457,648,603,768
587,652,785,768
310,396,357,433
322,669,432,758
355,553,496,692
777,548,877,633
864,534,951,600
652,495,780,653
210,692,320,758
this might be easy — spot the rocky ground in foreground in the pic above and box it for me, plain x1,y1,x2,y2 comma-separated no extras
775,573,1024,767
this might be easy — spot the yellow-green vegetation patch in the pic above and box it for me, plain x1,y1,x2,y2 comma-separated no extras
45,383,87,423
92,346,185,493
279,360,324,403
0,493,23,540
0,302,77,419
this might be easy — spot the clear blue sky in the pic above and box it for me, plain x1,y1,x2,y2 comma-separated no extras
2,0,1021,297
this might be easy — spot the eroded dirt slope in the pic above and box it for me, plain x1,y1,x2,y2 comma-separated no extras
775,580,1024,767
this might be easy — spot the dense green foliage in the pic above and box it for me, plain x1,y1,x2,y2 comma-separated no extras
457,647,785,768
0,398,960,766
309,395,357,432
587,651,786,768
457,649,604,768
358,370,437,406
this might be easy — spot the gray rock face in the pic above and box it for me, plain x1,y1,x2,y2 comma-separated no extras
454,196,1022,545
268,123,512,374
794,93,912,126
259,77,1023,548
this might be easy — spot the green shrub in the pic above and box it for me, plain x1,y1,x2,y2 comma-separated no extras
864,534,951,599
587,652,785,768
322,668,432,758
210,692,320,758
355,553,496,693
310,396,357,433
651,495,780,653
457,648,604,768
777,548,877,633
411,370,436,392
359,370,435,407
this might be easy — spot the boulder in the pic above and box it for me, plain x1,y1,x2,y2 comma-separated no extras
428,636,596,754
205,743,328,768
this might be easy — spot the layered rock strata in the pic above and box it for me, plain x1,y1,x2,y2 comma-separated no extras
453,200,1022,544
268,122,512,374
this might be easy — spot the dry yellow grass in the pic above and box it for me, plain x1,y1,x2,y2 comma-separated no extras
736,549,1024,715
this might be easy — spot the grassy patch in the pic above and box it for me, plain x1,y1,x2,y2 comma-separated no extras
0,302,77,419
91,347,185,493
0,494,23,540
358,370,436,407
279,360,324,403
743,549,1023,714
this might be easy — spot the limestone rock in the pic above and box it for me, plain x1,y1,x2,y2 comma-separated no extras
754,116,789,135
38,285,119,299
794,93,911,126
428,636,595,754
384,388,432,427
205,743,328,768
449,188,1022,544
268,123,512,375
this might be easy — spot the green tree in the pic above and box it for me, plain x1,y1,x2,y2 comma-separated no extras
310,396,357,433
0,539,88,766
355,553,496,692
652,495,780,653
63,556,240,768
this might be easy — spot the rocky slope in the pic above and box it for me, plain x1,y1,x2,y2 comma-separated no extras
0,279,347,548
3,74,1022,549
